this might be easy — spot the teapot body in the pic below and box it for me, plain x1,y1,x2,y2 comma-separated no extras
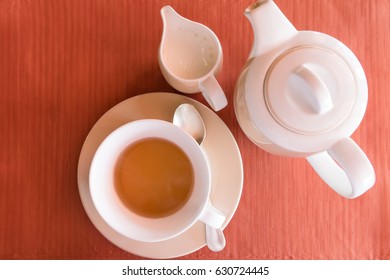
234,30,369,158
234,59,310,157
234,1,375,199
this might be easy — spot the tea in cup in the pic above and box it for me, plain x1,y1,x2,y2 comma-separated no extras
89,119,225,242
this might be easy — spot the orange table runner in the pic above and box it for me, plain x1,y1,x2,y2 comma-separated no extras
0,0,389,259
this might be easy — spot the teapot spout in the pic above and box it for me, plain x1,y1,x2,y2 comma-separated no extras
245,0,297,58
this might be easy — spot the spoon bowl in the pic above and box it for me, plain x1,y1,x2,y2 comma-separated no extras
173,103,206,145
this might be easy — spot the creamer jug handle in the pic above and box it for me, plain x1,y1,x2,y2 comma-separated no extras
307,138,375,198
200,76,228,111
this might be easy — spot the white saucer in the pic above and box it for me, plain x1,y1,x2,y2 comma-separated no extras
77,92,243,259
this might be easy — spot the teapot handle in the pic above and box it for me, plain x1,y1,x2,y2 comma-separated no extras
307,137,375,198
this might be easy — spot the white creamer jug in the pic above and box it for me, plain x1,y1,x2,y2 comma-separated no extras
234,0,375,198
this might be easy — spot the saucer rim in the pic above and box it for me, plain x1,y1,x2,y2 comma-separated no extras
77,92,243,258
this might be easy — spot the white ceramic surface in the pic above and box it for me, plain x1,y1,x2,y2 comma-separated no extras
77,92,243,258
90,119,225,242
234,0,375,198
158,6,227,111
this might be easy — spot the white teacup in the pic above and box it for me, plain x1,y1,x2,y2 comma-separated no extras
89,119,225,242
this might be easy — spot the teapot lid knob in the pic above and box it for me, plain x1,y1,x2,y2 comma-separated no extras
264,46,359,135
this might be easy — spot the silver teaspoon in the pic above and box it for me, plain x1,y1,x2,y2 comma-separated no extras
173,103,226,252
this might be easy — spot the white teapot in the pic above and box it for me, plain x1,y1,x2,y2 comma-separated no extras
234,0,375,198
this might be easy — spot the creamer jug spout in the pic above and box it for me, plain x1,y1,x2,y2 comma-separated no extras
160,6,183,37
245,0,297,58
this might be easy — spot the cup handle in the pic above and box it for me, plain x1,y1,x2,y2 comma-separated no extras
199,202,225,229
307,138,375,199
199,75,228,111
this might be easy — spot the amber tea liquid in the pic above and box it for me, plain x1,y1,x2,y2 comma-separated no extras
114,138,194,218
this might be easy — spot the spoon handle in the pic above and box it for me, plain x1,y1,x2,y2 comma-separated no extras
206,225,226,252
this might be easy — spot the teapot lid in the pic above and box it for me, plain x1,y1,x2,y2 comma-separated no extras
265,46,355,134
246,33,368,153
